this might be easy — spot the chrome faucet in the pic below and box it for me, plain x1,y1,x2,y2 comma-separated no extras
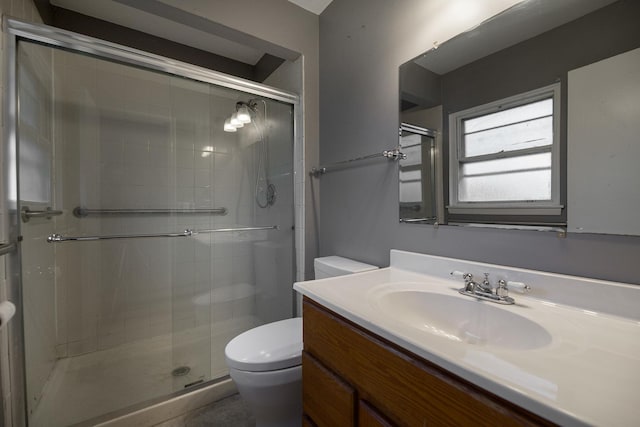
451,271,531,305
478,273,494,294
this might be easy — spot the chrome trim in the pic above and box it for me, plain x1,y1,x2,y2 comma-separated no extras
399,217,437,223
400,123,437,137
0,242,17,256
3,14,27,427
21,206,63,222
73,207,228,218
458,288,516,305
6,19,299,105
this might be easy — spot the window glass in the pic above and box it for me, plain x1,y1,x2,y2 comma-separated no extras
459,153,552,202
463,98,553,157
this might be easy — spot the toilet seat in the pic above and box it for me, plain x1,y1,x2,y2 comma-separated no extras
225,317,303,372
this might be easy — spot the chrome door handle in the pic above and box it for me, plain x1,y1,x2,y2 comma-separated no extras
21,206,63,223
0,242,16,256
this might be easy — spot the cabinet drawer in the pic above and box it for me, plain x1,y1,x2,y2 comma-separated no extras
302,351,356,426
303,298,554,426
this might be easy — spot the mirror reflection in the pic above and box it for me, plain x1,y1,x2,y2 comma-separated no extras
399,123,438,223
398,0,640,235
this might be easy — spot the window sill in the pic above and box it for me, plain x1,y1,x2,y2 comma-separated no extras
447,205,563,216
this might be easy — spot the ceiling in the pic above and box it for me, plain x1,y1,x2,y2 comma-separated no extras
50,0,321,65
414,0,620,74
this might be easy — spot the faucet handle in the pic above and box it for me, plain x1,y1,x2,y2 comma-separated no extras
496,279,508,297
506,281,531,293
450,270,465,278
451,270,473,280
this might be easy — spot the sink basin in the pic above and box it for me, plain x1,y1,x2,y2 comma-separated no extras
371,288,552,350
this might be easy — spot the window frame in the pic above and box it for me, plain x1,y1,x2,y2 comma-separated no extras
448,83,562,216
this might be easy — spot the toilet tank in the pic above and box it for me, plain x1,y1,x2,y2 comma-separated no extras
314,256,378,279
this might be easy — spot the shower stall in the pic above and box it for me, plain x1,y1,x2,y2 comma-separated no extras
2,19,298,426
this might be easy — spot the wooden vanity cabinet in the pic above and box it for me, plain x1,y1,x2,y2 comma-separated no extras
302,298,556,427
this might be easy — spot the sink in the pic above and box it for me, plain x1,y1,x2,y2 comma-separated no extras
370,288,552,350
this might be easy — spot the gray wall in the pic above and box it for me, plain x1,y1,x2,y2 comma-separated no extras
319,0,640,284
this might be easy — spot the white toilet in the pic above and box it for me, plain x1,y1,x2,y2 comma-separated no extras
224,256,378,427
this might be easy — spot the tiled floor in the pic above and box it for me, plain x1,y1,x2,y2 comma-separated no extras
155,394,255,427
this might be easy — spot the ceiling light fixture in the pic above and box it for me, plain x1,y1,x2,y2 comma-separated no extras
223,118,237,132
237,105,252,124
223,101,258,132
230,112,243,128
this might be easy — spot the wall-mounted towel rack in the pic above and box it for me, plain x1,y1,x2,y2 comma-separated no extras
310,148,406,177
46,225,278,243
73,207,228,218
399,217,438,223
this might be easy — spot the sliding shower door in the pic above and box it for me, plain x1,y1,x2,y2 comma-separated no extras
14,35,295,427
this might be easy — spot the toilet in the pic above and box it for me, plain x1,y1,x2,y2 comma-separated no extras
224,256,378,427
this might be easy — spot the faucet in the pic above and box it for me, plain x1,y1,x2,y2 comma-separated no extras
451,271,531,305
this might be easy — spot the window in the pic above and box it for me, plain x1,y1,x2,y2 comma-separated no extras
448,84,562,216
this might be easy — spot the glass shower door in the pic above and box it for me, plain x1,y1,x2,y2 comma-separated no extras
16,37,294,427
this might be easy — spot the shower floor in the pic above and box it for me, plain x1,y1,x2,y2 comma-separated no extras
30,315,260,427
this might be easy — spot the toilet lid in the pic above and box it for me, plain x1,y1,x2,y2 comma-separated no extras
225,317,303,372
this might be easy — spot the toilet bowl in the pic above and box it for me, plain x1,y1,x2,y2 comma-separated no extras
224,256,377,427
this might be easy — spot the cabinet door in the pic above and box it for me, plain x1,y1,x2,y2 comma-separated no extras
302,415,317,427
302,351,356,426
303,299,555,426
359,401,395,427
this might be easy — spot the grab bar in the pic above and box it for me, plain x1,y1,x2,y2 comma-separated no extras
46,225,278,243
21,207,64,223
0,242,17,256
73,207,228,218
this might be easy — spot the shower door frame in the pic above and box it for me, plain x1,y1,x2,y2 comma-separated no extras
2,17,301,427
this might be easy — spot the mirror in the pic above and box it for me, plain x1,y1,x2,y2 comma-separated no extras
399,0,640,235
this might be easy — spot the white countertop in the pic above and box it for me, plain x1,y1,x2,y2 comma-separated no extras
294,250,640,427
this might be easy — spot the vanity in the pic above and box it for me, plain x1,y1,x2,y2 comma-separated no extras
294,250,640,426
